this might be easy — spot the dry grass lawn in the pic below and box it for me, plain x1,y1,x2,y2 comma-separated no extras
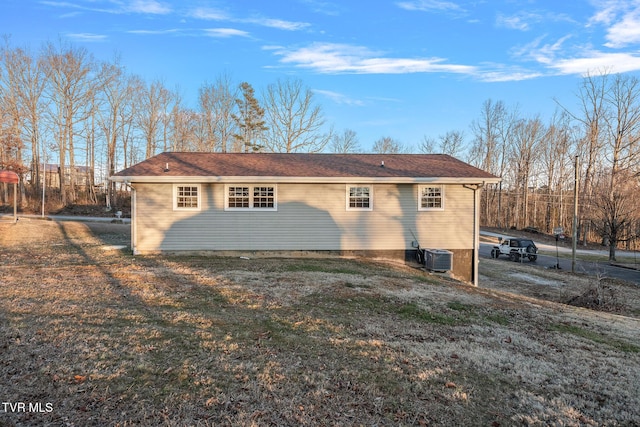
1,219,639,426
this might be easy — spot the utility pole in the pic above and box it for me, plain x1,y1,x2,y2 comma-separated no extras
572,155,579,273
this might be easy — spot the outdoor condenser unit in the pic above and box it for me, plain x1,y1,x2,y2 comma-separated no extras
424,249,453,272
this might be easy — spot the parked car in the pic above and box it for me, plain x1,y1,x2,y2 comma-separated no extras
490,238,538,262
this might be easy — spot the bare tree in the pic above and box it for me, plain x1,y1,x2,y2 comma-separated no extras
198,73,238,152
469,100,507,174
197,83,217,152
372,136,406,153
540,111,575,232
558,71,640,258
604,74,640,180
331,128,361,153
1,41,47,196
574,72,609,204
469,99,515,226
440,130,465,157
420,131,465,156
599,74,640,260
96,58,141,207
170,104,198,152
0,77,25,204
419,136,436,154
0,41,27,205
42,41,97,205
592,169,639,260
509,117,544,229
137,79,171,158
263,78,331,153
557,71,609,244
120,75,143,169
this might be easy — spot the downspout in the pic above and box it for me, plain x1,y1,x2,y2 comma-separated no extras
464,183,485,286
121,180,137,255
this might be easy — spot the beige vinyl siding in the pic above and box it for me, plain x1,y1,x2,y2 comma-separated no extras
132,182,474,252
415,185,474,249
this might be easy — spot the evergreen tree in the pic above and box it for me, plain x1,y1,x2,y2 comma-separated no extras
232,82,267,152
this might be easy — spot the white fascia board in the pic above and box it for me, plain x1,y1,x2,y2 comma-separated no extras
110,175,500,185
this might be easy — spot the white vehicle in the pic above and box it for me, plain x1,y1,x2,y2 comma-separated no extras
491,238,538,262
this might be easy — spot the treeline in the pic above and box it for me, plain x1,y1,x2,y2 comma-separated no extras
0,39,344,208
464,74,640,261
1,39,639,259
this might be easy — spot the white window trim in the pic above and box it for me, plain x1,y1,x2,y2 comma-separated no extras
224,184,278,211
418,185,445,211
173,184,201,211
346,184,373,211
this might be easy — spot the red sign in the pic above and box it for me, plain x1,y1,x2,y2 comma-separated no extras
0,170,19,184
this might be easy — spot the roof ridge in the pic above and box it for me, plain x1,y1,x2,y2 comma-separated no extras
113,152,499,182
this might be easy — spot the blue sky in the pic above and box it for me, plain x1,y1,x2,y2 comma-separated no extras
3,0,640,153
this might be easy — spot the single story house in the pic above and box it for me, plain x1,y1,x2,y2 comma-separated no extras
111,152,499,285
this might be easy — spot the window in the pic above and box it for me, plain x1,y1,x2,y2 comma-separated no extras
253,186,275,208
174,184,201,210
228,186,250,208
226,185,276,210
347,185,372,210
419,185,444,210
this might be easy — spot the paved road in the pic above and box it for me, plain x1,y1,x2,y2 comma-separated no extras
479,242,640,285
0,213,130,223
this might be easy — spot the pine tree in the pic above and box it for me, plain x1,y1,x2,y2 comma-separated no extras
232,82,267,152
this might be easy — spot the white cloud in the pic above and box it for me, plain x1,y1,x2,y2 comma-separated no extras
189,7,229,21
272,42,477,75
396,0,464,13
300,0,343,16
588,0,626,26
313,89,365,106
66,32,108,42
512,35,572,65
253,18,310,31
550,51,640,75
204,28,250,38
589,0,640,48
189,8,309,31
478,68,544,82
127,0,171,15
272,42,558,82
41,0,171,15
127,28,181,35
507,28,640,77
603,10,640,47
496,13,535,31
40,1,80,8
40,0,110,13
496,10,575,32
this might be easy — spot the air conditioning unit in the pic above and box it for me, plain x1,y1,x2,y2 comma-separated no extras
424,249,453,272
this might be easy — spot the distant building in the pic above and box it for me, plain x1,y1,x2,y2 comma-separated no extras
42,164,93,188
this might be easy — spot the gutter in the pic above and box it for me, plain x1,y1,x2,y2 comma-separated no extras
119,180,137,255
110,175,501,185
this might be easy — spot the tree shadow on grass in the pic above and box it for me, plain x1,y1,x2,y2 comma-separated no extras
0,219,515,426
0,220,235,425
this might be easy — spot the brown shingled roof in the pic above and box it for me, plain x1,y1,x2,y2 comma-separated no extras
112,152,499,182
